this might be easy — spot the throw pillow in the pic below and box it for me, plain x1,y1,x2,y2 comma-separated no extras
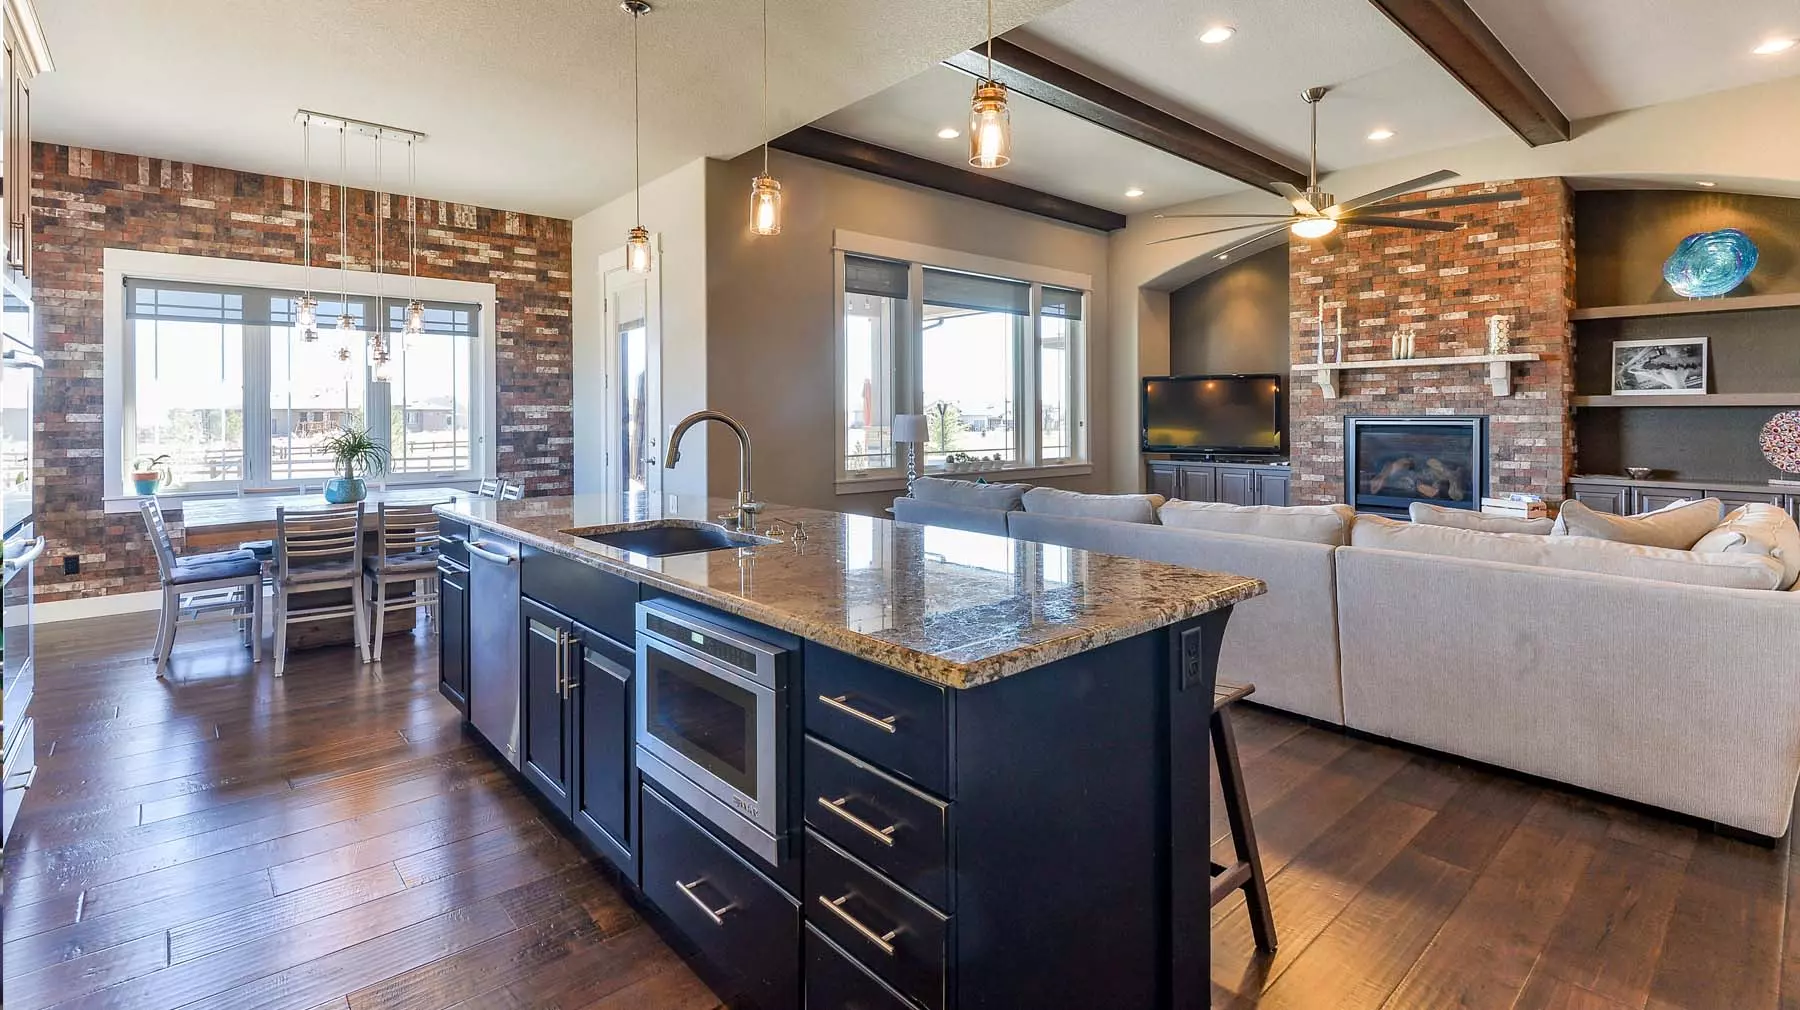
908,476,1030,511
1693,503,1800,590
1019,486,1165,524
1409,501,1554,535
1552,497,1723,550
1159,500,1357,546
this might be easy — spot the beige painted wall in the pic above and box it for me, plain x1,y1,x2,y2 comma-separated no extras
702,149,1114,516
1105,73,1800,492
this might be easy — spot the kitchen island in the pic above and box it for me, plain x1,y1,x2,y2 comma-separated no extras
435,494,1263,1010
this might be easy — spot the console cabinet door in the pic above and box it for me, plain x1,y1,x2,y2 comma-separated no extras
1179,465,1214,503
1254,470,1290,507
1145,463,1182,501
1632,490,1695,514
1567,483,1630,515
573,624,636,876
520,599,575,815
437,562,470,714
1216,468,1257,506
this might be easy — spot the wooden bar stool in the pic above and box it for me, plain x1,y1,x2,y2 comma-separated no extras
1212,682,1276,953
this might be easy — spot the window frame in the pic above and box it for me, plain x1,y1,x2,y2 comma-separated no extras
831,230,1091,494
102,248,498,504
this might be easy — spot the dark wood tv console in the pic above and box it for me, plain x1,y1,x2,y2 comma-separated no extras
1146,459,1291,507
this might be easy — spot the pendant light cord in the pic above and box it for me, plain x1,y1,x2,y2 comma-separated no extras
338,126,349,309
301,117,311,287
408,138,418,302
761,0,768,176
374,135,383,311
633,7,642,225
986,0,993,80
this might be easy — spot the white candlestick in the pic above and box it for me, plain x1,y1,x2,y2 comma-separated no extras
1335,307,1343,363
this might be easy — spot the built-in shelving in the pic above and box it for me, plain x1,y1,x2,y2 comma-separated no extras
1292,353,1540,399
1572,393,1800,408
1569,291,1800,321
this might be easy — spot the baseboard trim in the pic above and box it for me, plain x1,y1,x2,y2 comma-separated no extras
35,590,163,623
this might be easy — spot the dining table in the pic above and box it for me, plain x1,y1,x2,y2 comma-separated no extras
179,485,470,650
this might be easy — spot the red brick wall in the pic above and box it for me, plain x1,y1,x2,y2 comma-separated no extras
31,144,573,603
1287,177,1575,505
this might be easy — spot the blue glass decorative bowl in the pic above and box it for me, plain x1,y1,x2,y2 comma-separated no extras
1662,228,1759,298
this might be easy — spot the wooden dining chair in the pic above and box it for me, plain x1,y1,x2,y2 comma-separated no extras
476,478,504,498
499,480,524,500
273,502,369,676
139,499,263,678
363,502,446,662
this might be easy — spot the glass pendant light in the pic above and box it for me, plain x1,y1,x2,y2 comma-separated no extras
369,134,389,382
335,125,361,350
296,116,319,340
748,0,782,236
403,137,425,337
968,0,1011,169
624,1,653,273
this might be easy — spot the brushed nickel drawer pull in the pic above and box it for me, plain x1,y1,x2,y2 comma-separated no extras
819,894,899,955
676,878,735,926
819,694,897,733
818,796,897,846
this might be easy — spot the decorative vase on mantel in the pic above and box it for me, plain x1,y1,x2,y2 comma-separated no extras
1486,314,1513,355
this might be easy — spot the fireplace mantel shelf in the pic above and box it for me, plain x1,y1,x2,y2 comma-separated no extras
1293,353,1541,399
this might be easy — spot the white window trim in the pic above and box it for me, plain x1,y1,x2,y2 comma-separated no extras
831,230,1093,495
101,248,499,502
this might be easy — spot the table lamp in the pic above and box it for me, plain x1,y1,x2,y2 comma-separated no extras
892,413,928,489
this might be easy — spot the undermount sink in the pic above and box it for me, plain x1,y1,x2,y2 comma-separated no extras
567,521,777,558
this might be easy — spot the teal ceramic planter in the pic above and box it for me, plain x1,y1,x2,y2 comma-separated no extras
132,477,160,496
323,477,366,504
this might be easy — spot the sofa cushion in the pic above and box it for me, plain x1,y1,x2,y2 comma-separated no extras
907,476,1030,511
1352,515,1782,590
1159,500,1357,546
1020,486,1165,524
1552,496,1723,549
1409,501,1555,535
892,497,1011,536
1693,503,1800,590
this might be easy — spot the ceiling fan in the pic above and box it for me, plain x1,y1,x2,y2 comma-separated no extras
1152,86,1520,259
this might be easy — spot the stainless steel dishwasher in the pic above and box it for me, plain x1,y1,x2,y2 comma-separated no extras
466,533,522,768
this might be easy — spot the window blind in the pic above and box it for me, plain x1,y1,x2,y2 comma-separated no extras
845,255,909,299
922,267,1029,315
1041,286,1084,321
125,278,476,336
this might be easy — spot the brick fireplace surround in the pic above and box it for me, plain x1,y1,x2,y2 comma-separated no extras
31,144,574,604
1286,177,1575,507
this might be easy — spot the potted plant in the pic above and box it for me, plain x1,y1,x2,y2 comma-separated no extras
130,454,172,496
319,425,390,504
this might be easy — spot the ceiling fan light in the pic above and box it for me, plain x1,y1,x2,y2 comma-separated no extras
749,173,782,236
969,81,1012,169
1291,217,1338,239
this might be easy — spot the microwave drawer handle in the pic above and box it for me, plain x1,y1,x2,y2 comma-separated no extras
817,796,898,846
818,894,900,956
818,694,897,733
675,878,735,926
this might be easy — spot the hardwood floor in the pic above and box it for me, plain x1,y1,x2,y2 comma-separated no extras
5,611,1797,1009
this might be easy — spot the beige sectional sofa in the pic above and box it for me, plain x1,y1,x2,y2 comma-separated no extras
893,479,1800,837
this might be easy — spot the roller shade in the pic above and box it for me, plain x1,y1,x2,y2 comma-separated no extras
126,279,476,336
845,255,908,299
1041,286,1084,321
923,267,1029,315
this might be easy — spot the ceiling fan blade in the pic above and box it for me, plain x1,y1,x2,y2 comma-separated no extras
1342,215,1461,232
1153,213,1296,220
1205,224,1296,261
1148,220,1298,245
1325,169,1459,217
1272,182,1319,216
1361,191,1522,213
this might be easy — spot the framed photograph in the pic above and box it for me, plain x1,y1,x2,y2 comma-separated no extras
1611,337,1709,395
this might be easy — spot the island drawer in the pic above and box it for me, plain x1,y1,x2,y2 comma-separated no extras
642,786,800,1009
805,735,951,912
521,545,639,644
806,925,918,1010
806,830,949,1010
804,643,950,797
436,517,469,565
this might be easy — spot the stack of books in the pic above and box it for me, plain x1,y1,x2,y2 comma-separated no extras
1480,494,1549,520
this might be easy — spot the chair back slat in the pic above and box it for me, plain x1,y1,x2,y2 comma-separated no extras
276,503,364,576
499,481,524,501
477,479,504,498
376,503,446,561
138,499,180,581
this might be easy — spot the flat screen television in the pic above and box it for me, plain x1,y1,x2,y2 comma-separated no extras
1140,374,1286,455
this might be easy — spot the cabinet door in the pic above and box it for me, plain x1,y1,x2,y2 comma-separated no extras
573,624,636,875
1568,484,1630,515
1180,465,1214,503
13,70,25,278
520,599,574,814
1254,470,1290,507
1634,489,1701,515
437,564,470,714
1145,464,1182,501
1707,489,1788,515
1216,468,1257,506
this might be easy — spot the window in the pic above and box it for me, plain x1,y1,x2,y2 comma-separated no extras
121,277,483,492
835,237,1088,486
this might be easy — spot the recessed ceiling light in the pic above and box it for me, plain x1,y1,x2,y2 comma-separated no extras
936,127,961,140
1198,25,1235,44
1125,187,1145,198
1697,180,1717,187
1366,128,1395,142
1752,37,1796,55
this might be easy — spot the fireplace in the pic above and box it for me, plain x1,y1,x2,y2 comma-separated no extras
1345,416,1488,516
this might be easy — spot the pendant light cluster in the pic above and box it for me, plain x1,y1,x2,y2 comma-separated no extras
968,0,1012,169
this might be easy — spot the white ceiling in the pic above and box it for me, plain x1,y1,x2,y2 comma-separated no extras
29,0,1069,219
1468,0,1800,120
813,65,1246,214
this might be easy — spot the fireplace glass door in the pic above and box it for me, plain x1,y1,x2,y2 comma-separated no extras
1346,417,1487,516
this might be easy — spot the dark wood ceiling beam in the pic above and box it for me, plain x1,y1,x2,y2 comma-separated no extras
1366,0,1570,146
770,126,1126,232
943,38,1307,194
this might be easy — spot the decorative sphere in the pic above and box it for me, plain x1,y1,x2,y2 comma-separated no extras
1761,410,1800,475
1663,228,1759,298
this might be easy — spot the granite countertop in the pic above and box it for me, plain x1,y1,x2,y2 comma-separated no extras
438,495,1265,690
